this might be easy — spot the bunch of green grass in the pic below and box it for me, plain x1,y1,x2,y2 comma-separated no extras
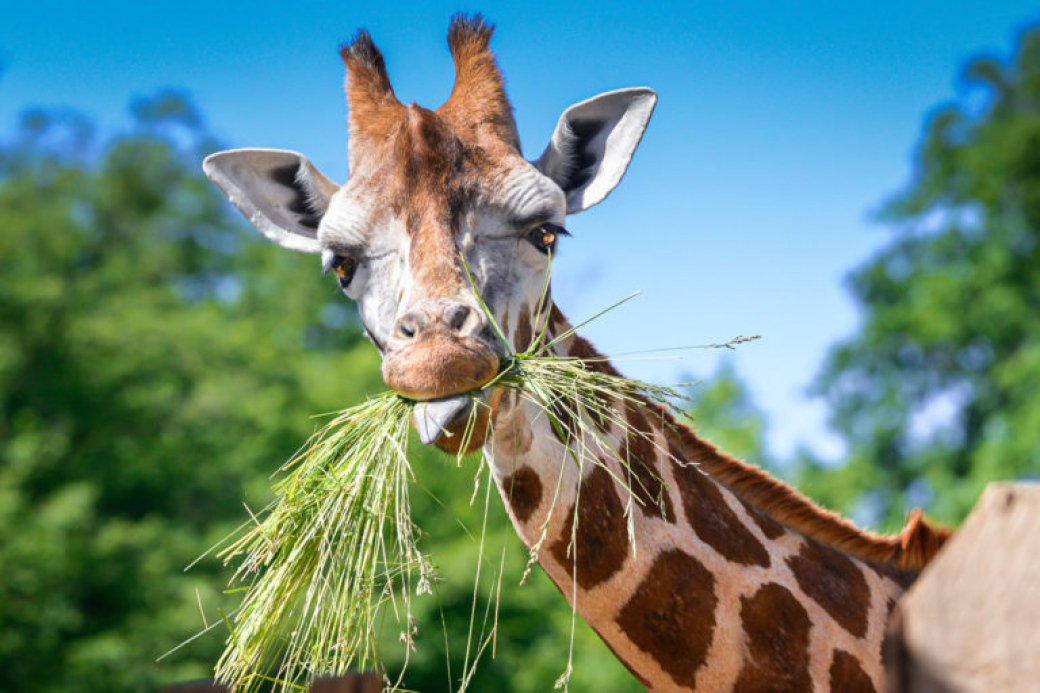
212,355,681,692
214,392,434,692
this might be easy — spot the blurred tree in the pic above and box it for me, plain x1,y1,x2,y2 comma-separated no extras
684,359,773,470
805,27,1040,529
0,92,382,692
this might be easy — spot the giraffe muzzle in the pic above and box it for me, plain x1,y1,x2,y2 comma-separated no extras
382,298,501,400
381,334,500,401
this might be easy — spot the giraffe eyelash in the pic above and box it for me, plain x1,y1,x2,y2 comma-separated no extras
320,250,359,288
527,222,570,254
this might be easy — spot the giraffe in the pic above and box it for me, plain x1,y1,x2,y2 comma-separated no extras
203,16,951,692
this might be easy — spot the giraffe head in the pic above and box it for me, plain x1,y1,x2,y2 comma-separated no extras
204,16,655,452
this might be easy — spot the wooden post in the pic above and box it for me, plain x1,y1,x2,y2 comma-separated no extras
886,483,1040,692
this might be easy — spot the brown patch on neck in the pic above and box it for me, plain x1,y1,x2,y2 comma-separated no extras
503,466,542,524
786,539,871,638
493,392,533,458
616,549,717,689
865,558,917,590
734,582,813,692
735,493,786,539
546,397,579,445
568,334,622,376
549,465,630,590
565,335,617,432
621,405,675,522
830,649,878,693
881,596,899,676
674,453,771,568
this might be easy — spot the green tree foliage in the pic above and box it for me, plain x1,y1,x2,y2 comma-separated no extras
0,93,383,691
804,27,1040,529
685,359,772,469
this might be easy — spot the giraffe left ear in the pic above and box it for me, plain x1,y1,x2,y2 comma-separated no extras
534,87,656,214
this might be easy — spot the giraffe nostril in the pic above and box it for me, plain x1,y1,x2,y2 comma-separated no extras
449,305,472,334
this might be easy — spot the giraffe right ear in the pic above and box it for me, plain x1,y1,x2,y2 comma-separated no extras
534,87,657,214
203,148,339,254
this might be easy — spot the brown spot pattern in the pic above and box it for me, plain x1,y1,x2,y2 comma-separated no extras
568,335,622,376
513,303,532,353
622,406,675,522
734,582,813,692
829,649,877,693
504,466,542,524
881,597,898,674
866,559,917,590
738,495,787,539
675,462,771,568
547,394,579,445
493,394,533,458
567,335,617,431
549,466,630,590
616,549,717,689
786,539,871,638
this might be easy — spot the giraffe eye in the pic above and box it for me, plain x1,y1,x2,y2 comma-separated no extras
330,255,358,288
527,223,569,255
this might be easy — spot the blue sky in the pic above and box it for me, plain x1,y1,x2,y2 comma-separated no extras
3,1,1037,461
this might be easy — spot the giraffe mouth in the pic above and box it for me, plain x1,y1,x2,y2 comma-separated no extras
412,394,475,445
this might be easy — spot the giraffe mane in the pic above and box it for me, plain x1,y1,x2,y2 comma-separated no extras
659,405,952,572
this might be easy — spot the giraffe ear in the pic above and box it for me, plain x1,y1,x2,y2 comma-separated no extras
534,87,656,214
203,148,339,254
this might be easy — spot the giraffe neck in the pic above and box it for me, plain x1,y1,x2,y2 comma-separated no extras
484,309,925,692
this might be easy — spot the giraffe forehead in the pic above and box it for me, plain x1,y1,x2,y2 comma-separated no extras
493,164,567,225
319,190,375,250
319,164,565,280
319,107,565,309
